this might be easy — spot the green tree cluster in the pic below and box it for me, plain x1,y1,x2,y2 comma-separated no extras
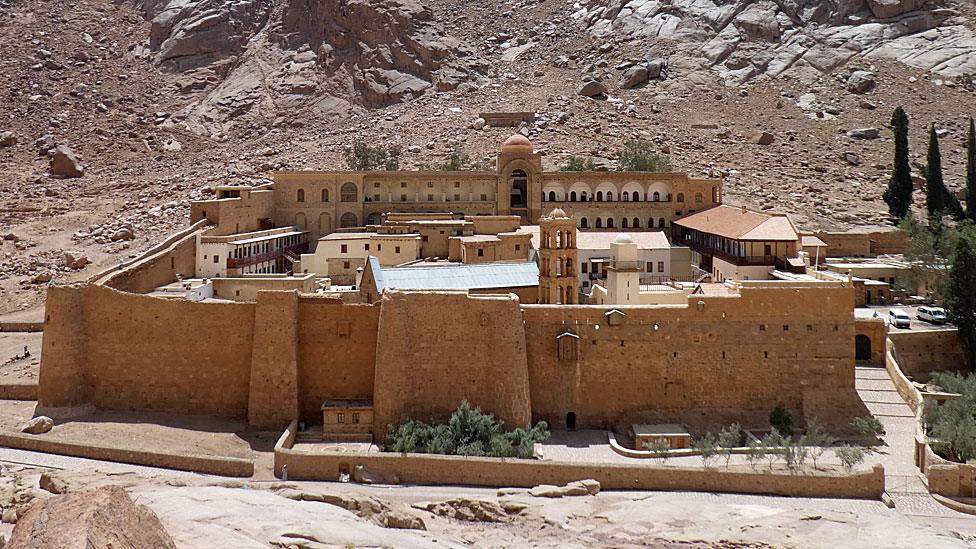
967,118,976,222
344,142,401,171
923,371,976,463
617,140,671,172
945,228,976,366
385,400,550,458
884,106,913,221
769,406,793,437
924,123,965,221
559,156,596,172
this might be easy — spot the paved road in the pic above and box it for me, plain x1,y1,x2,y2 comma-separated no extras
856,306,956,332
855,365,976,534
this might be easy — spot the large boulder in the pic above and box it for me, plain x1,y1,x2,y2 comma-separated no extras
849,127,881,139
745,130,775,145
620,65,649,88
0,131,15,147
847,70,876,93
578,79,608,97
49,145,84,178
21,416,53,434
867,0,924,19
7,486,177,549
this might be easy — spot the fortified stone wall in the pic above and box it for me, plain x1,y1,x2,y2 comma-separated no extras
522,284,857,431
372,291,532,431
100,223,202,294
297,297,379,422
887,330,968,381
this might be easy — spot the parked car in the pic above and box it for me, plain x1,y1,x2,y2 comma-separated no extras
917,306,947,325
888,309,912,329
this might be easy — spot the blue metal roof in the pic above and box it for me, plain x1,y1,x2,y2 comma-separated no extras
371,259,539,292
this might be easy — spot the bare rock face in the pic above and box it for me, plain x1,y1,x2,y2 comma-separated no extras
0,131,15,147
578,79,608,97
867,0,924,19
413,498,512,522
7,486,177,549
49,145,84,178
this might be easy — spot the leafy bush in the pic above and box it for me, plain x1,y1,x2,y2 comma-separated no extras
441,150,471,171
344,142,401,171
835,445,865,472
692,432,719,469
923,371,976,463
745,439,764,470
617,140,671,172
718,422,741,468
642,439,672,465
804,418,835,469
851,416,886,439
385,400,550,459
769,406,794,437
559,156,596,172
761,429,785,469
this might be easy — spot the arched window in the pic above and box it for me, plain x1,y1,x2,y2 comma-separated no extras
633,217,640,228
658,217,666,228
595,218,603,228
649,218,655,228
580,217,588,229
570,191,577,202
596,191,603,202
548,191,556,201
321,188,330,202
653,191,661,202
606,191,613,201
607,217,615,228
297,189,305,203
695,192,703,203
341,182,358,202
510,170,528,208
622,218,629,228
632,191,640,201
565,258,572,274
340,212,358,228
581,191,588,201
622,193,630,202
677,193,685,203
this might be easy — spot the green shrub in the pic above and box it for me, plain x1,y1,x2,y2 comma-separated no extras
385,400,549,458
923,371,976,462
745,439,764,470
344,142,401,171
643,439,672,465
851,416,886,439
835,445,865,472
769,406,794,437
761,429,785,469
718,422,741,468
692,432,719,469
617,140,671,172
804,418,835,469
559,156,596,172
440,150,471,171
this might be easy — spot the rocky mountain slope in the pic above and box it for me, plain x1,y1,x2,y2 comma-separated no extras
1,0,976,316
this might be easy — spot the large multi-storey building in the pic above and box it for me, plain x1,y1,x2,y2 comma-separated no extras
192,135,723,239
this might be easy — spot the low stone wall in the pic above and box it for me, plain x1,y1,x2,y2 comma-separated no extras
0,384,38,400
0,431,253,477
274,434,884,499
919,439,976,497
0,322,43,333
885,340,922,415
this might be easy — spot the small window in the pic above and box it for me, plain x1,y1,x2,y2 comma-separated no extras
352,412,360,424
374,182,380,188
341,244,347,253
297,189,305,203
373,194,380,201
401,194,407,201
395,246,401,254
646,262,652,272
427,194,434,201
480,194,487,201
364,243,370,251
477,249,484,257
427,181,433,188
454,194,460,201
401,182,407,188
422,235,429,242
581,263,588,274
377,244,382,251
213,255,219,264
806,324,813,331
515,244,521,251
764,351,768,359
454,182,460,188
759,324,766,331
337,412,345,424
343,261,350,269
658,261,665,273
783,325,789,331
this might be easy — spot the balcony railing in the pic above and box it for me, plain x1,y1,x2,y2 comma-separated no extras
227,242,309,269
674,236,783,268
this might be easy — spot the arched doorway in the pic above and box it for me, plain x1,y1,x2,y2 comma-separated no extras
580,217,588,229
566,411,577,431
340,212,358,228
510,170,527,209
855,334,872,361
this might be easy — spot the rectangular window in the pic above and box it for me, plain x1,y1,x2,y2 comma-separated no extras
764,244,772,256
352,412,360,424
213,255,219,264
759,324,766,331
364,243,370,251
422,235,429,242
373,194,380,201
658,261,665,273
783,325,789,331
515,244,521,251
374,182,380,188
401,194,407,201
477,249,484,257
337,412,345,424
454,182,460,188
341,244,347,253
395,246,401,254
427,181,433,188
400,182,407,188
377,244,381,251
343,261,350,269
454,194,460,201
481,194,487,201
427,194,434,201
581,263,588,273
646,262,652,272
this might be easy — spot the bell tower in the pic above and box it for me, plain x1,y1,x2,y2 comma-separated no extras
538,209,579,304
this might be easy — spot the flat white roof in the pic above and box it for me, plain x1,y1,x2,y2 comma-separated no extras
228,230,306,245
633,424,690,436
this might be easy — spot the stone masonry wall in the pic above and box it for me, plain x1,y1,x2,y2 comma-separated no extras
372,291,532,432
522,284,856,431
248,291,299,430
297,297,379,423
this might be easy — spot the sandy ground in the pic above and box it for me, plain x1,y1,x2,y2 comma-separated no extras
0,332,40,385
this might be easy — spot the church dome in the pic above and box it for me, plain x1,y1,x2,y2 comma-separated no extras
548,208,568,218
501,134,533,151
613,233,634,244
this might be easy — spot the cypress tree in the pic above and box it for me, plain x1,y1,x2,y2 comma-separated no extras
967,117,976,221
883,107,913,221
925,123,947,216
946,232,976,367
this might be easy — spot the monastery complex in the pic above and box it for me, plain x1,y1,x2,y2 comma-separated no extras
38,136,917,448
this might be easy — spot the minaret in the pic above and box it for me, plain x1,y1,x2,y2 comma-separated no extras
538,208,579,304
607,233,640,305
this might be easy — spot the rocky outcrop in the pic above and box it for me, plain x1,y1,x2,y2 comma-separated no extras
7,486,177,549
581,0,976,83
49,146,84,178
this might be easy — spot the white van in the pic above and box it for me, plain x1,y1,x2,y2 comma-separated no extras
917,306,947,325
888,309,911,329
